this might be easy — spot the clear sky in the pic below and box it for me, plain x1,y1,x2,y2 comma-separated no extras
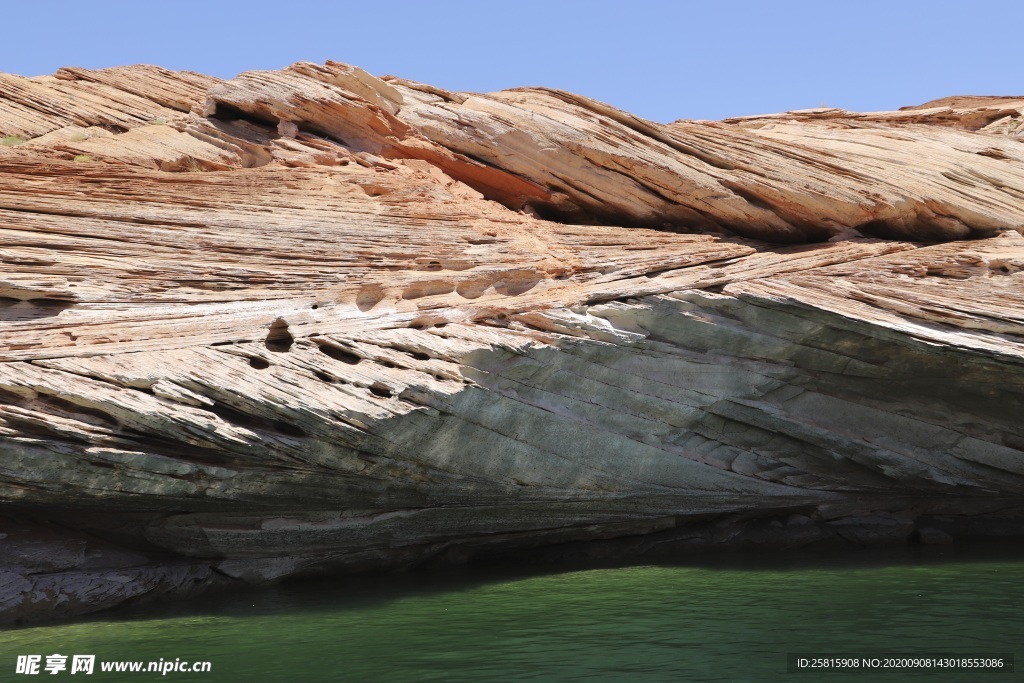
3,0,1020,122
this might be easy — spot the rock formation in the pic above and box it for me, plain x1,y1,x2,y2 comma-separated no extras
1,61,1022,623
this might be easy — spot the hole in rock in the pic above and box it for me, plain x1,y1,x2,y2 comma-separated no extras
409,351,431,361
0,298,75,322
319,344,362,365
977,148,1010,160
368,385,393,398
204,402,255,425
644,269,672,279
208,101,273,127
273,420,308,438
37,395,118,427
265,318,294,353
401,280,455,300
249,357,270,370
856,218,963,243
0,387,26,406
313,371,335,382
30,298,74,310
359,183,392,197
202,409,307,441
989,259,1019,276
455,278,492,299
408,317,447,330
356,284,385,312
493,271,541,296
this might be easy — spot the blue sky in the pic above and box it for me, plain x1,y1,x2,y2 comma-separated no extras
3,0,1020,122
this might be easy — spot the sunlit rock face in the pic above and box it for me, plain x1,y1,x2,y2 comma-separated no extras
1,61,1023,623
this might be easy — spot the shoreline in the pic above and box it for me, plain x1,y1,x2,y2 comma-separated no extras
4,498,1022,626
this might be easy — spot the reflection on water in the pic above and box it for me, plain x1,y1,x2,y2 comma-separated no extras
3,546,1023,682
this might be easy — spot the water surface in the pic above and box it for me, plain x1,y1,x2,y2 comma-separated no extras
3,547,1022,682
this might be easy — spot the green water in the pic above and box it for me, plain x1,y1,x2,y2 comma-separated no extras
3,548,1022,682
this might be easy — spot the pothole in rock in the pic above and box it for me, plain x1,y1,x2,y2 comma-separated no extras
265,318,294,353
356,284,385,312
401,280,455,300
318,344,362,365
368,385,394,399
493,270,542,296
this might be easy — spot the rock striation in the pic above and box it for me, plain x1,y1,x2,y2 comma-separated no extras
1,62,1023,623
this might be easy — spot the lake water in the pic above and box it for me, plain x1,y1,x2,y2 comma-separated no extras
3,546,1021,682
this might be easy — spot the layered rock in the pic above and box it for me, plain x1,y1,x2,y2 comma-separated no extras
1,62,1023,623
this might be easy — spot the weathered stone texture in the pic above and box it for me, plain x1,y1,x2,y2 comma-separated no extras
1,62,1022,622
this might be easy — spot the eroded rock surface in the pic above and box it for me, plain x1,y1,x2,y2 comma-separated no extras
1,62,1023,623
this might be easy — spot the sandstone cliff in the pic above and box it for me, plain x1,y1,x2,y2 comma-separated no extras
1,62,1023,623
